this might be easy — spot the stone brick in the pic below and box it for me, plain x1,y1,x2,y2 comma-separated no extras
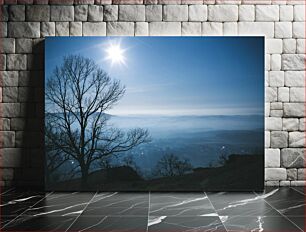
265,181,280,187
163,5,188,22
1,71,18,86
208,5,238,22
266,87,277,102
74,0,94,3
296,39,305,54
2,131,15,148
88,5,103,22
266,117,282,131
280,5,293,21
223,22,237,35
270,110,282,117
2,118,10,130
266,39,282,54
182,0,203,3
8,22,40,38
149,22,181,36
287,168,297,180
289,132,305,147
104,5,118,21
238,22,273,38
1,5,9,22
74,5,88,21
3,87,18,102
265,131,270,148
294,5,305,21
285,71,305,87
239,5,255,21
135,22,148,36
270,54,281,71
41,22,55,37
7,54,27,70
145,5,162,22
202,22,222,35
182,22,201,36
26,5,50,21
1,38,15,53
1,22,8,37
69,22,82,36
284,103,304,117
293,22,305,38
16,39,32,53
159,0,181,4
189,5,207,21
265,148,280,168
265,54,270,71
290,87,304,102
2,103,20,117
0,54,6,71
265,168,286,181
270,102,282,110
256,5,279,21
299,118,305,131
269,71,284,87
291,181,306,186
215,0,240,3
283,39,296,54
283,118,299,131
113,0,143,3
49,0,74,4
144,0,158,3
270,131,288,148
265,103,270,116
9,5,25,21
83,22,106,36
275,22,292,39
119,5,145,21
107,22,134,36
55,22,69,36
282,54,305,71
95,0,112,4
279,181,290,187
51,6,74,21
10,118,25,130
281,148,305,168
297,168,305,180
0,148,22,168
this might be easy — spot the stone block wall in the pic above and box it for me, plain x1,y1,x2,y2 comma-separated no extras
0,0,305,187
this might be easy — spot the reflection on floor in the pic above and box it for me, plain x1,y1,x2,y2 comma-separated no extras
1,187,305,231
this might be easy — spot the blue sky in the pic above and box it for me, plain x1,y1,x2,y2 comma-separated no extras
45,36,264,116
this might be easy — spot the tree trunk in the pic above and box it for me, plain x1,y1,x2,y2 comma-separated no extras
80,163,89,189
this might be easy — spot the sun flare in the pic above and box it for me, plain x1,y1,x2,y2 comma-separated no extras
106,44,125,65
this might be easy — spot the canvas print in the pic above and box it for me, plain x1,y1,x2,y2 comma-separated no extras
45,37,264,191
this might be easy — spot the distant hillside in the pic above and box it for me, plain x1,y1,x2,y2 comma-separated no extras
47,154,264,191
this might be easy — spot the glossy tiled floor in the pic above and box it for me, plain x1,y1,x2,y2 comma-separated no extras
0,187,305,231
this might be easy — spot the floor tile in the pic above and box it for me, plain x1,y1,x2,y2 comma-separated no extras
222,216,303,232
148,216,226,232
1,215,75,231
291,187,306,195
82,192,149,216
149,193,215,216
207,191,280,216
22,192,96,217
70,216,148,231
0,191,47,216
259,188,305,216
287,216,305,230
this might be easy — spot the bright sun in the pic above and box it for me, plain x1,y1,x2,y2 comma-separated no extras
106,44,125,65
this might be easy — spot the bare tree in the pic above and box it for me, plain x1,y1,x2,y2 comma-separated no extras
153,154,193,177
45,55,150,187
